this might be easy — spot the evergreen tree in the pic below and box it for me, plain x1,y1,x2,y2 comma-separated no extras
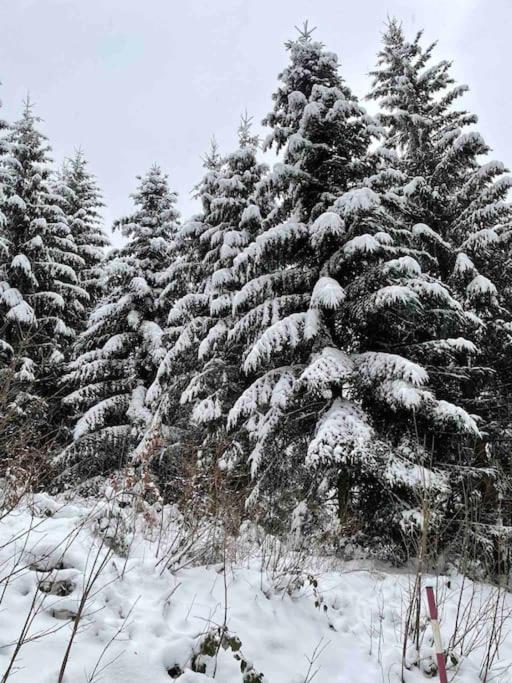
0,101,85,419
171,116,270,476
56,150,109,324
58,166,179,482
226,28,378,530
143,140,232,495
369,21,512,554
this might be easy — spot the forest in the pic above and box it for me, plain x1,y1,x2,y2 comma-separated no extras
0,18,512,683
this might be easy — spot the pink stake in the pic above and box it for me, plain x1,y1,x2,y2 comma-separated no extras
425,584,448,683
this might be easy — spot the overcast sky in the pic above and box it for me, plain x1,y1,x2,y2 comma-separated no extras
1,0,511,245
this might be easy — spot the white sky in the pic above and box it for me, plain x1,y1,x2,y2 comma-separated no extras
1,0,510,245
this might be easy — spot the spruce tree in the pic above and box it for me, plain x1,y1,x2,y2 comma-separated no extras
58,166,179,482
173,116,270,474
227,28,378,530
0,101,85,423
143,140,230,495
369,21,512,556
56,150,109,324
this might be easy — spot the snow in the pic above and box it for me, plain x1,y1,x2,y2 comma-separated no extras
6,300,36,325
228,369,295,428
232,270,311,315
371,285,420,309
374,231,394,245
307,398,374,466
355,352,429,387
209,292,232,315
73,395,128,440
334,188,381,216
343,234,380,257
402,176,425,196
3,491,509,683
287,90,307,110
453,131,486,152
168,294,209,325
304,308,320,340
11,253,32,275
243,313,307,373
102,333,131,356
0,285,24,308
127,384,152,427
378,379,433,410
191,395,222,424
466,274,498,298
383,256,422,277
384,459,450,495
310,276,346,309
287,132,307,154
439,337,478,354
412,223,451,249
240,204,261,226
431,400,480,435
7,194,27,211
301,101,321,124
130,276,152,297
233,221,308,273
140,320,165,357
27,234,43,249
198,320,228,360
407,279,460,308
310,211,345,248
462,228,499,250
453,252,475,276
16,356,36,382
211,267,234,288
300,347,354,392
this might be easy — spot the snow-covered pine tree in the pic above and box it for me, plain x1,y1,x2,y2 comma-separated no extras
169,115,270,477
55,150,109,324
58,165,179,483
0,101,85,424
369,20,512,556
227,28,484,556
144,129,269,497
225,27,379,532
140,141,225,496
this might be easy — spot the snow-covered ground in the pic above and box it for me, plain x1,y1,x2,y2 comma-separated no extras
0,492,510,682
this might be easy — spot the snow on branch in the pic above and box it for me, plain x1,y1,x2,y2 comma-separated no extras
310,277,345,309
310,211,345,249
233,220,308,273
243,312,309,373
74,394,130,440
228,368,296,428
466,274,497,300
307,398,375,467
355,352,429,387
300,347,354,393
431,400,480,436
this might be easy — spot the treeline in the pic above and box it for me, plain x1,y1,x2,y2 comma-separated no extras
1,21,512,565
